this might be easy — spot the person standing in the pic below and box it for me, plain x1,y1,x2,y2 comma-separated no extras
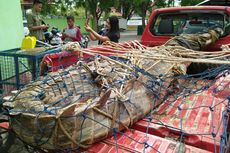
62,15,82,42
26,0,49,41
85,16,120,45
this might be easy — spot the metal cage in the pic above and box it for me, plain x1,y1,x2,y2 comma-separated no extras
0,48,60,96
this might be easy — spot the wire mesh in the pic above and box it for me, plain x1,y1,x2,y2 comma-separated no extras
0,48,61,96
0,56,32,96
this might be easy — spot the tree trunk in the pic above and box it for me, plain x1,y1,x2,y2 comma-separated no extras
86,0,99,31
93,15,99,32
142,15,146,29
121,3,134,20
141,2,147,28
85,9,88,19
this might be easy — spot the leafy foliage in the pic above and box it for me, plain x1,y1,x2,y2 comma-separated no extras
134,0,152,27
60,0,119,31
154,0,167,8
39,0,204,30
119,0,135,20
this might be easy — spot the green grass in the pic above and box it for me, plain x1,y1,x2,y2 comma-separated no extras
44,18,88,34
0,56,28,80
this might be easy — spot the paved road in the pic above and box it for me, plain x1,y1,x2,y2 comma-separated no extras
88,30,141,47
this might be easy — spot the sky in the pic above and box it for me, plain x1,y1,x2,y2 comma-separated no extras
175,0,181,6
151,0,181,6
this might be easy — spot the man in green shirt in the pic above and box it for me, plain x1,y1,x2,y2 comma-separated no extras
26,0,49,41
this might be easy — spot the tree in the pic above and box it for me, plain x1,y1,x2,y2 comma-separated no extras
119,0,135,20
181,0,204,6
167,0,175,7
40,0,59,16
134,0,152,28
98,0,119,23
118,0,168,29
40,0,78,16
74,0,118,31
154,0,167,8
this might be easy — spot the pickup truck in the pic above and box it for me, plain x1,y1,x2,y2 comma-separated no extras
85,6,230,153
142,6,230,51
1,6,230,153
40,6,230,72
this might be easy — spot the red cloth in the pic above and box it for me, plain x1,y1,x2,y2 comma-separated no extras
42,51,79,71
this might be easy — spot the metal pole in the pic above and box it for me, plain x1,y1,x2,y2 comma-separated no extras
15,57,20,89
0,64,2,94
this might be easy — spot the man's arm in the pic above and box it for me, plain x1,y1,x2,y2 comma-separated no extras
27,13,48,31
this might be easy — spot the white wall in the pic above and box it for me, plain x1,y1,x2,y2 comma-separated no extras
0,0,24,51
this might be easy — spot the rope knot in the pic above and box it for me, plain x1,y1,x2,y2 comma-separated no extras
144,142,150,149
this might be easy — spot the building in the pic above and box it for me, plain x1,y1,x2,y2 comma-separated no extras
0,1,24,51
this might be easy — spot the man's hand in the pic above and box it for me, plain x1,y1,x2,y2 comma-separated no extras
40,24,49,30
62,33,70,38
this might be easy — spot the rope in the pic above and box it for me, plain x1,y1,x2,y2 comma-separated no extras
3,41,230,153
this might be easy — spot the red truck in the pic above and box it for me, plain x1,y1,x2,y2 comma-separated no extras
85,6,230,153
142,6,230,51
41,6,230,72
1,6,230,153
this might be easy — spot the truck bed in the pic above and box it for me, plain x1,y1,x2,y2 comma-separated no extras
86,130,212,153
84,75,230,153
